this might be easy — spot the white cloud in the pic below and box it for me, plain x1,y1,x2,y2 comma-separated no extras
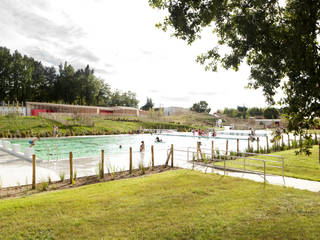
0,0,274,111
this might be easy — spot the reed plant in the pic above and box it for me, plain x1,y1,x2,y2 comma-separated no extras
59,172,65,182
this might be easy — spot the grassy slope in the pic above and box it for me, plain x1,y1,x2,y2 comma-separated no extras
216,145,320,181
165,111,217,127
0,116,193,137
1,170,320,239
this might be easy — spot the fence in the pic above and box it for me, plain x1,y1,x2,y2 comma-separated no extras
0,144,173,189
0,102,26,116
168,144,284,183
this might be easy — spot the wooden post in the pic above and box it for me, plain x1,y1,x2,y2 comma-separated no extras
236,139,239,155
129,147,132,174
257,137,260,152
226,140,229,156
198,142,201,161
196,142,199,161
315,133,317,142
101,150,104,178
69,152,73,184
266,136,269,153
319,143,320,164
171,144,174,168
151,145,154,170
165,147,171,167
211,141,214,160
281,134,284,147
287,134,290,149
197,142,202,161
32,154,36,189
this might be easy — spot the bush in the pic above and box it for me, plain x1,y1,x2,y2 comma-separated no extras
59,172,65,182
39,181,48,191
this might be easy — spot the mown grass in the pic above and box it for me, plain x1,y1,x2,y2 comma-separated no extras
215,145,320,181
1,170,320,239
0,115,193,138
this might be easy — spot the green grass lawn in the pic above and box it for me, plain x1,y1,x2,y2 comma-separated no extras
215,145,320,181
0,115,193,138
1,170,320,239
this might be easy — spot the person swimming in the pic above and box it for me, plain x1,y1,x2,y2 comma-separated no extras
29,137,40,148
155,137,162,142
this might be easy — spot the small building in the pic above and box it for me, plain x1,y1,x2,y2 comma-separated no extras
25,102,141,117
254,119,282,128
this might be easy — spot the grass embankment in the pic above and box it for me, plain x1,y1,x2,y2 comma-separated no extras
216,145,320,181
165,111,218,127
1,170,320,239
0,116,193,138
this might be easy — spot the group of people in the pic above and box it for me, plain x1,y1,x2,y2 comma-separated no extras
192,128,216,137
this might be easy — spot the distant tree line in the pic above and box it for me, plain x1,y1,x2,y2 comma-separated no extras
0,46,138,107
218,106,280,119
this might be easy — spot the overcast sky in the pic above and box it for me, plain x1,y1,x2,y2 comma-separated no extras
0,0,276,111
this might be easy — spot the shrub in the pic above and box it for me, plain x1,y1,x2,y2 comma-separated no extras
139,162,145,175
73,170,77,180
98,163,104,179
59,172,65,182
39,181,48,191
48,176,52,184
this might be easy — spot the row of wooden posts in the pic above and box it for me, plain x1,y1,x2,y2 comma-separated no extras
224,134,316,154
31,144,175,190
196,134,320,161
30,134,320,189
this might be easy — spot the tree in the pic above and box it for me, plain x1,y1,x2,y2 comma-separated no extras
248,107,264,117
264,107,280,119
237,106,248,119
149,0,320,131
0,47,12,101
190,101,211,113
141,97,154,111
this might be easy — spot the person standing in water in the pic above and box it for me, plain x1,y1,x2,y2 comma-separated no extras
139,141,145,165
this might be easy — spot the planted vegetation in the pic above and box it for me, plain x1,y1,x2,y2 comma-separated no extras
0,115,193,138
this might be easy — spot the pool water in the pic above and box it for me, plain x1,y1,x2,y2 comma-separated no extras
10,131,272,161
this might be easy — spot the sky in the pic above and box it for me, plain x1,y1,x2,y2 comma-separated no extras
0,0,275,112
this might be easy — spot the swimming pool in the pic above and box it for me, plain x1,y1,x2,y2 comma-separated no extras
10,131,272,161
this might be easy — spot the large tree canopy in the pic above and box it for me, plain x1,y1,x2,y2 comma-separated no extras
150,0,320,131
191,101,211,113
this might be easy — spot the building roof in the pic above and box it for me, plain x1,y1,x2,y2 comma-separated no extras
26,102,138,111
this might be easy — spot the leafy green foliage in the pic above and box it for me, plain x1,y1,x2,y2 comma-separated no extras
190,101,211,113
141,97,154,111
149,0,320,131
263,107,280,119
